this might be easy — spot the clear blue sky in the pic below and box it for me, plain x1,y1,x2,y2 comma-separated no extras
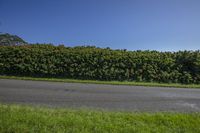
0,0,200,51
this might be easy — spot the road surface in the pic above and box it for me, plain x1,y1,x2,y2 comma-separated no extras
0,79,200,112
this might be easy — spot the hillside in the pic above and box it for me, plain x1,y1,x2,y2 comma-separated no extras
0,33,27,46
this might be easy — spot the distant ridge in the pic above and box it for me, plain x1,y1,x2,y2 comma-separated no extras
0,33,27,46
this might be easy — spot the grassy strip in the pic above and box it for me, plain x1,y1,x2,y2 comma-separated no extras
0,75,200,88
0,104,200,133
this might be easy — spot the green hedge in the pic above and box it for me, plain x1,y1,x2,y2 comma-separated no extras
0,44,199,84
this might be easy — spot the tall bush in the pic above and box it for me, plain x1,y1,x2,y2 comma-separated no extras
0,44,199,84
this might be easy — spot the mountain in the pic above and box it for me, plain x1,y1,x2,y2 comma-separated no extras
0,33,27,46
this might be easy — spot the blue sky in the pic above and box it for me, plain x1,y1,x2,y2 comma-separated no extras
0,0,200,51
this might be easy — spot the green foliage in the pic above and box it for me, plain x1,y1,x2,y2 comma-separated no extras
0,44,199,84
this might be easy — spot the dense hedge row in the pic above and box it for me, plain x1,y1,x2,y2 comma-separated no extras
0,44,200,84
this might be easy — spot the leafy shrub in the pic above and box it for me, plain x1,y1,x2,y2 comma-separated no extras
0,44,199,84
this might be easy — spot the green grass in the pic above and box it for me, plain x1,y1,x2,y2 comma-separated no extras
0,104,200,133
0,75,200,88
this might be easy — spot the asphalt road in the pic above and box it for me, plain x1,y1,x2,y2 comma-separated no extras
0,79,200,112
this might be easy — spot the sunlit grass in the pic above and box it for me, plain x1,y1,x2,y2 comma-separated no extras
0,75,200,88
0,104,200,133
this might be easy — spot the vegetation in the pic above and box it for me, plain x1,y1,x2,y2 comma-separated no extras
1,75,200,88
0,44,199,84
0,104,200,133
0,33,27,46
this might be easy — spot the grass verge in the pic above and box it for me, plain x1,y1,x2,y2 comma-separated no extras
0,104,200,133
0,75,200,88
